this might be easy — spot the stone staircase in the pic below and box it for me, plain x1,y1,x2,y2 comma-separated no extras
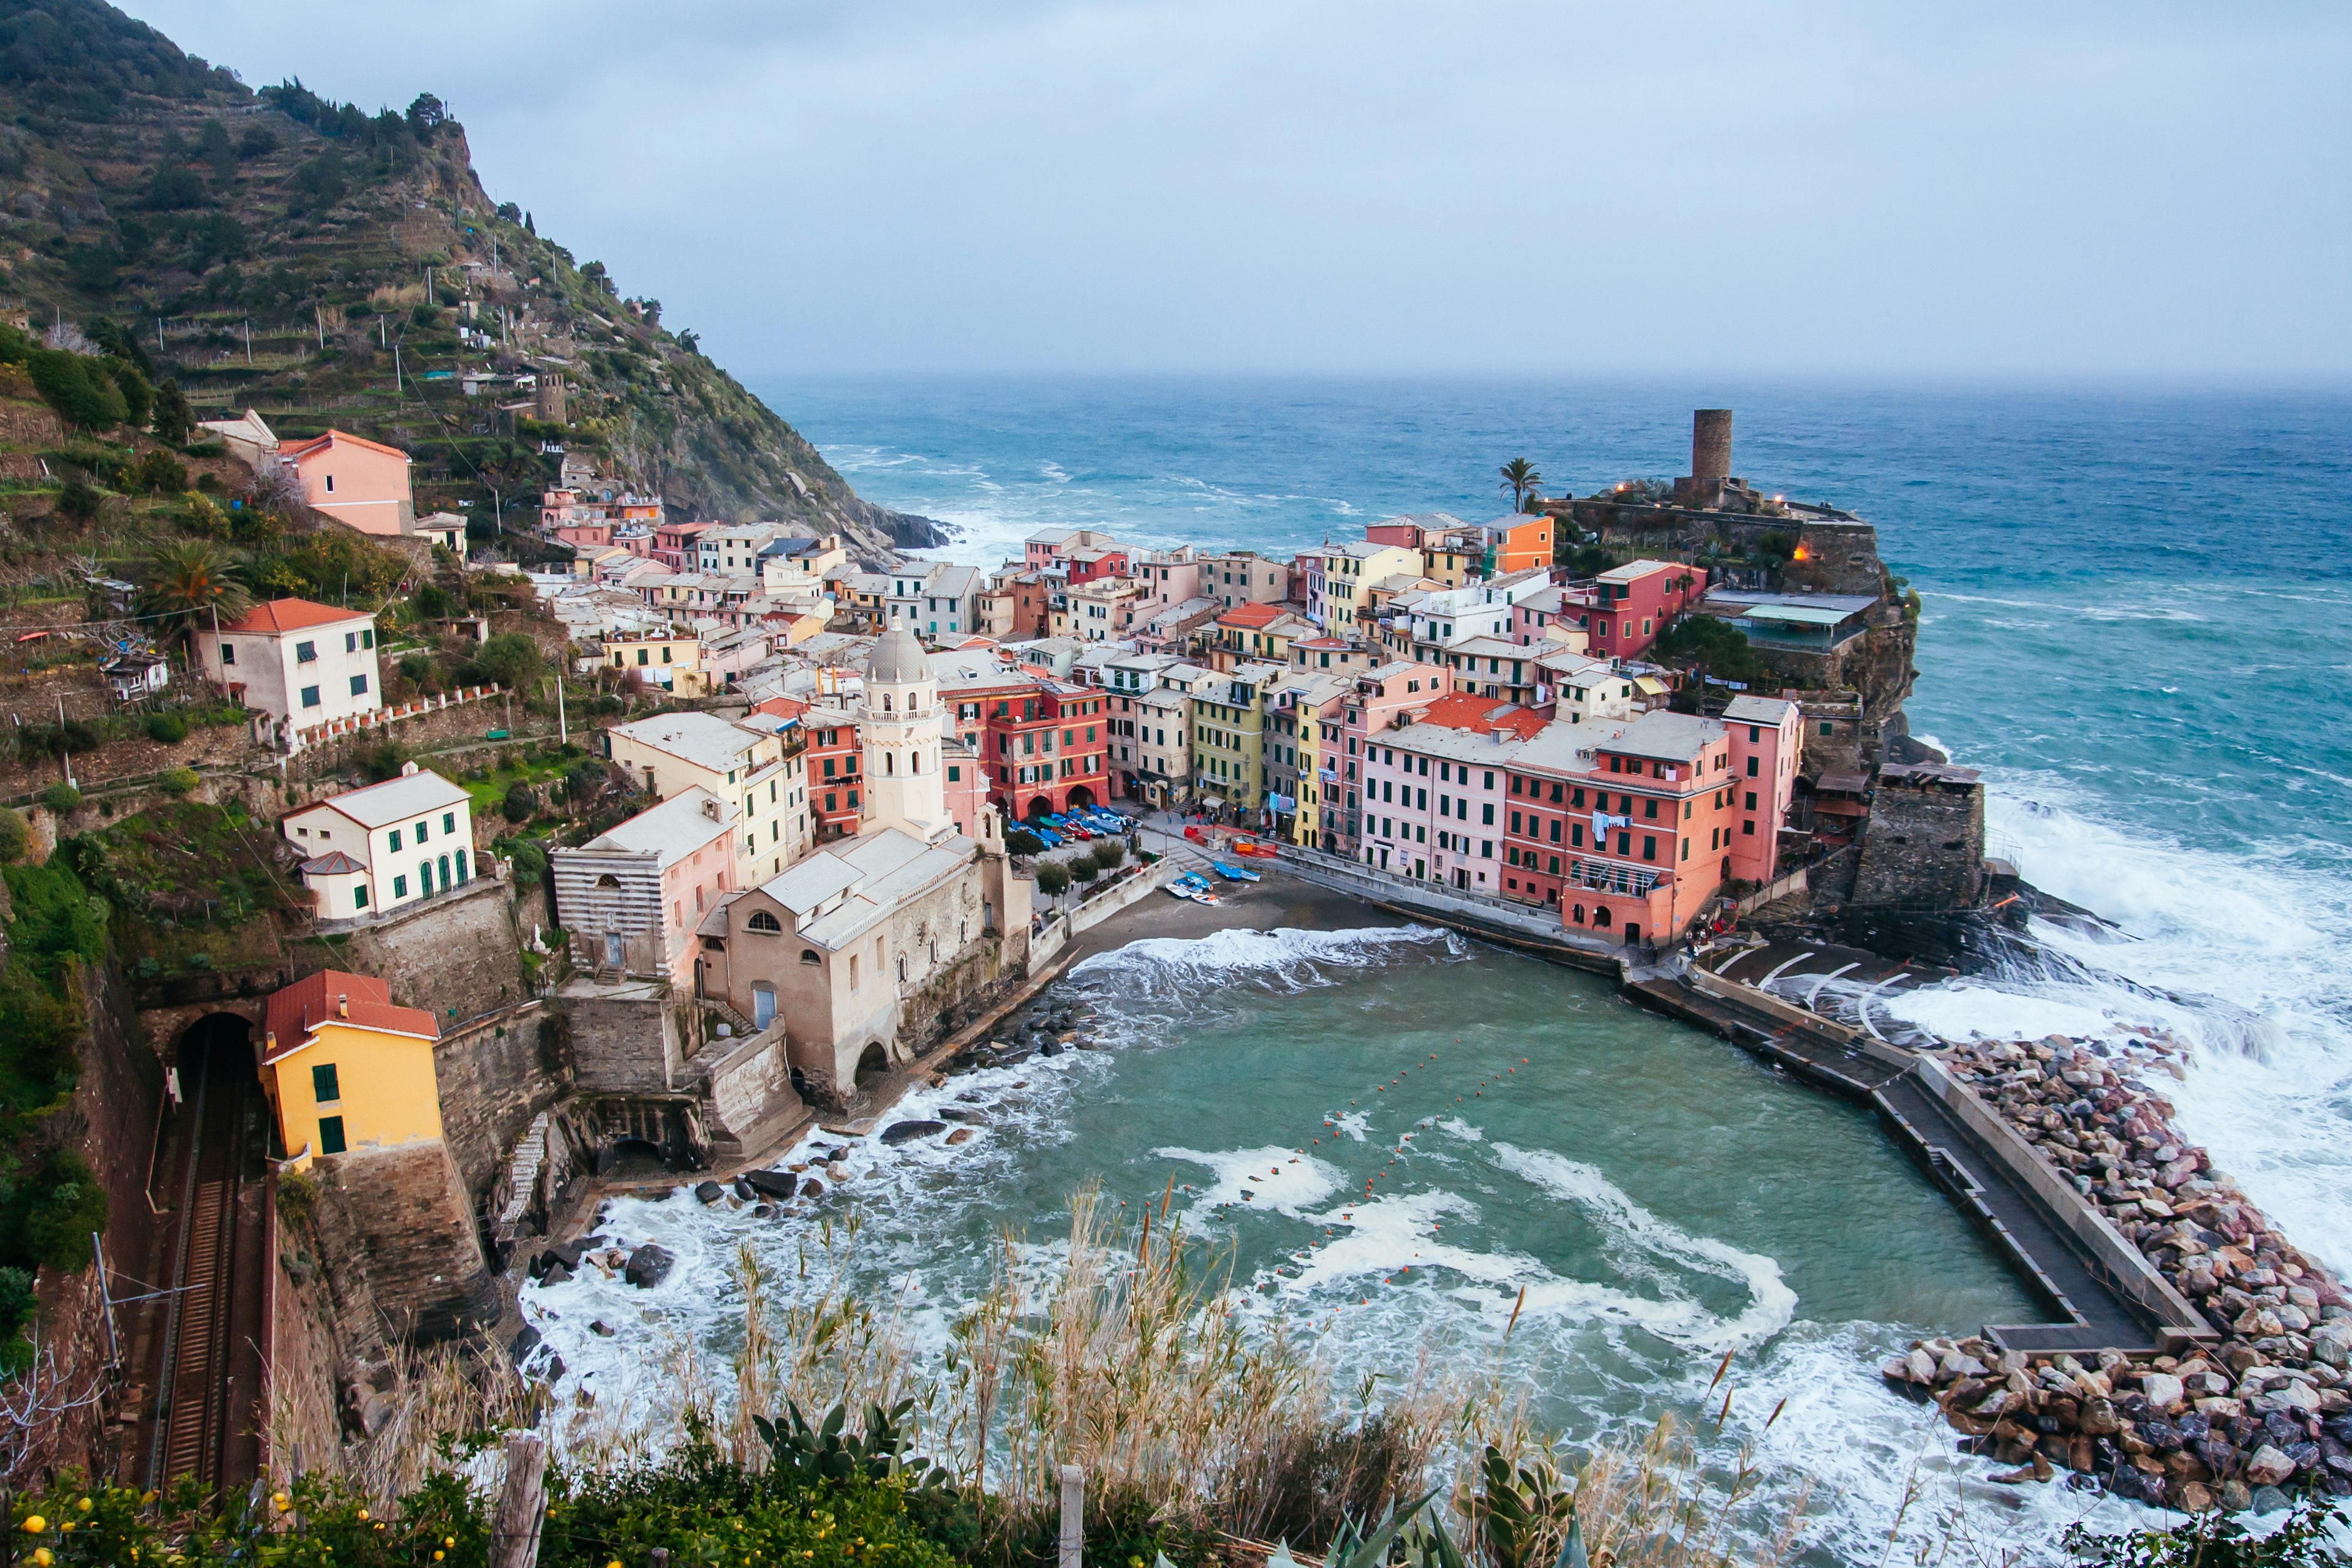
496,1110,551,1236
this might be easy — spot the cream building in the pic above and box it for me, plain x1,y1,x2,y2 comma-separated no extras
282,765,475,922
606,710,813,882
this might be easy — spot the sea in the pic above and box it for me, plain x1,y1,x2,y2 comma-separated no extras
529,379,2352,1559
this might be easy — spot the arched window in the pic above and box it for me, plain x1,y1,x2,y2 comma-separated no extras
885,751,896,775
881,693,894,712
897,955,907,982
800,948,822,965
595,873,622,889
747,910,783,933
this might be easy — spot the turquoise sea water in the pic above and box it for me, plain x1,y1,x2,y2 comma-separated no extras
531,379,2351,1558
763,375,2352,1268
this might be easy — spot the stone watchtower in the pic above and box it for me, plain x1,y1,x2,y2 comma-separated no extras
859,627,952,845
535,373,566,424
1673,409,1733,506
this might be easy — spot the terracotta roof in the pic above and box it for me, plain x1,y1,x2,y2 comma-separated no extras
220,598,372,635
1421,692,1547,739
264,970,439,1063
277,429,412,464
750,696,810,719
299,851,366,875
1217,602,1283,630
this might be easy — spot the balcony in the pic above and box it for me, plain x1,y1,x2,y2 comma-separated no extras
1564,858,1665,897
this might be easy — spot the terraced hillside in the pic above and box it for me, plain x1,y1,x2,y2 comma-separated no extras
0,0,938,560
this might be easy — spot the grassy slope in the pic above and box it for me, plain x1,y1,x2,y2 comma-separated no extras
0,0,938,562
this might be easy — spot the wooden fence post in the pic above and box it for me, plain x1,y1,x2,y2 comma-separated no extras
1058,1464,1084,1568
489,1433,548,1568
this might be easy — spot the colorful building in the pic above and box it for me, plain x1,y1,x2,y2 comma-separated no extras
551,788,740,985
1722,694,1804,885
276,429,413,535
263,970,443,1170
198,597,383,731
281,766,476,921
1560,560,1709,662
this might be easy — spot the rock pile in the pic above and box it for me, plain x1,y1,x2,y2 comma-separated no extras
1886,1031,2352,1511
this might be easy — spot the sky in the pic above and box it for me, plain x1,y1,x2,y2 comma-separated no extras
123,0,2352,381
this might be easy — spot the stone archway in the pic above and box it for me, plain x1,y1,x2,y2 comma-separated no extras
854,1042,890,1087
1066,784,1096,810
1025,796,1054,822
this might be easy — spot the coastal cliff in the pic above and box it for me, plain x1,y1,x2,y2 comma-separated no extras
0,0,940,560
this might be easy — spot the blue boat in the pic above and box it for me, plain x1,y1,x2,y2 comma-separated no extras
1211,861,1260,882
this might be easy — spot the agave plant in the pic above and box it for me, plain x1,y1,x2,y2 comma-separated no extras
753,1398,954,1494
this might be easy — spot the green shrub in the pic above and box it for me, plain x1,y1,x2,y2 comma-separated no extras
1067,850,1099,881
158,766,200,796
1093,838,1126,870
145,710,190,743
0,812,26,865
40,783,81,816
1005,828,1045,857
6,1147,108,1272
502,782,537,823
1035,862,1071,898
507,839,549,884
477,631,544,691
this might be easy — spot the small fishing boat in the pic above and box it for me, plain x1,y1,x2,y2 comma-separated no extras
1211,861,1261,883
1232,840,1280,858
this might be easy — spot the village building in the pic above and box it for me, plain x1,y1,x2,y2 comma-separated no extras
276,429,415,535
1722,693,1806,885
551,788,740,986
200,597,383,734
1559,560,1709,661
262,970,443,1168
281,765,477,921
605,710,812,882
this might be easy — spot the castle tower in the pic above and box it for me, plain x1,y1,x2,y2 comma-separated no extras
859,627,952,844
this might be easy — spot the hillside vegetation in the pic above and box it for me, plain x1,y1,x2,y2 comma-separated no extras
0,0,938,560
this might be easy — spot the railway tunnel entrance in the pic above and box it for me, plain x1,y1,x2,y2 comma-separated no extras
126,1014,268,1493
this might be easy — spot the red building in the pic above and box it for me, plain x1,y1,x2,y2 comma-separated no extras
980,680,1112,821
754,697,863,838
1560,560,1708,662
651,521,714,571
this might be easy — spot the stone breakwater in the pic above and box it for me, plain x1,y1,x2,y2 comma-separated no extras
1883,1031,2352,1513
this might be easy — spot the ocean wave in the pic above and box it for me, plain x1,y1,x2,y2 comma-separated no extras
1068,923,1460,995
1491,1145,1798,1349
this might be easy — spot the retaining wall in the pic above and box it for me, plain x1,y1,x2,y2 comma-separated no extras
1913,1056,2214,1344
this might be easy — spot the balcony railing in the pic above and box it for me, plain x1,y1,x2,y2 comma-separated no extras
1565,858,1665,897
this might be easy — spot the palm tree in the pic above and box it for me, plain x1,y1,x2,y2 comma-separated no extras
140,539,252,649
1499,458,1542,512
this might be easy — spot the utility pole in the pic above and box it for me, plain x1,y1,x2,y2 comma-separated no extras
56,694,72,789
243,320,252,364
555,668,567,746
394,342,403,394
157,316,165,352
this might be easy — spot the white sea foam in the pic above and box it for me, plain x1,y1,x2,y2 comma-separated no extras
1438,1117,1483,1141
1952,778,2352,1276
1493,1145,1798,1349
1068,923,1459,994
1156,1145,1341,1216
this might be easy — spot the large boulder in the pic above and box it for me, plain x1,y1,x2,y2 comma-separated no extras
881,1120,947,1145
743,1169,800,1199
694,1181,726,1205
2243,1445,2296,1488
625,1242,676,1289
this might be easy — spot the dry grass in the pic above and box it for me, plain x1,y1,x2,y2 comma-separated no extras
320,1188,1815,1567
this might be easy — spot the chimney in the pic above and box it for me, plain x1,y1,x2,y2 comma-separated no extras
401,760,420,776
336,993,350,1019
703,796,722,821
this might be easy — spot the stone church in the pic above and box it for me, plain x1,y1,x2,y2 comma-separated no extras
694,627,1032,1105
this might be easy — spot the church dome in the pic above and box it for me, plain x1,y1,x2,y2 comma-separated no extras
867,626,929,685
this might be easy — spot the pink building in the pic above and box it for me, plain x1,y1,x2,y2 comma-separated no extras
652,521,714,570
1331,660,1446,856
277,430,413,535
1561,560,1708,662
1722,694,1804,885
1354,692,1544,889
944,741,990,840
551,787,739,988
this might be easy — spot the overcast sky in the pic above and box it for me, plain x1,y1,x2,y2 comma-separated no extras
126,0,2352,380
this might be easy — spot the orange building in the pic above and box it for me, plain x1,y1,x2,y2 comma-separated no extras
1488,515,1555,575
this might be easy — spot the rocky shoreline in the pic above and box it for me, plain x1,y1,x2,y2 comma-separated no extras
1883,1029,2352,1512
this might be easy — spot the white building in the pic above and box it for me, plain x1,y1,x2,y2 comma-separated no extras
281,766,476,922
198,598,383,733
606,709,813,882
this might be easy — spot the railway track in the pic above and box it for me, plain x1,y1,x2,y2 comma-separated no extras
145,1036,266,1492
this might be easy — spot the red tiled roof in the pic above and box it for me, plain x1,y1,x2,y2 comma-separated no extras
265,970,439,1063
1217,602,1283,629
278,429,412,464
219,598,372,635
751,696,810,719
1422,692,1546,739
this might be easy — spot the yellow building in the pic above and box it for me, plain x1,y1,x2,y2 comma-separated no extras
606,629,703,691
1189,662,1284,812
606,710,813,882
264,970,444,1171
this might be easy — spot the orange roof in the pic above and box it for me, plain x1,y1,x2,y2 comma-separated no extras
277,429,412,465
1217,602,1283,630
1422,692,1547,739
265,970,439,1063
751,696,810,719
220,598,374,635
